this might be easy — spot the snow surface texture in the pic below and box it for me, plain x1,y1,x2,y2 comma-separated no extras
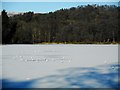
2,63,120,88
1,45,119,88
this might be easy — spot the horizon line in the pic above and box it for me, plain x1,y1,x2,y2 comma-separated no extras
1,0,120,2
1,2,119,13
3,3,119,14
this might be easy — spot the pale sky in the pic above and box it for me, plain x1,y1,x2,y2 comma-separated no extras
1,0,119,13
1,0,120,2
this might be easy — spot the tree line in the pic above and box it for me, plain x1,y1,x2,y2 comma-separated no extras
2,4,120,44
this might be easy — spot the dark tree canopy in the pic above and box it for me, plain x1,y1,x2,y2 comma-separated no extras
2,5,120,44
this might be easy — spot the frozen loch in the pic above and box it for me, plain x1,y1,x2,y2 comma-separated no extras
1,44,119,88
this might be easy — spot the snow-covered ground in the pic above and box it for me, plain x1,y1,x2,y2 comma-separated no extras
1,44,119,88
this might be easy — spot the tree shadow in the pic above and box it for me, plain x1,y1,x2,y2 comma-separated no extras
1,63,119,88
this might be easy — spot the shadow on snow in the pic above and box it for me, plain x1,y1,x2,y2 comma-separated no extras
1,64,120,88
